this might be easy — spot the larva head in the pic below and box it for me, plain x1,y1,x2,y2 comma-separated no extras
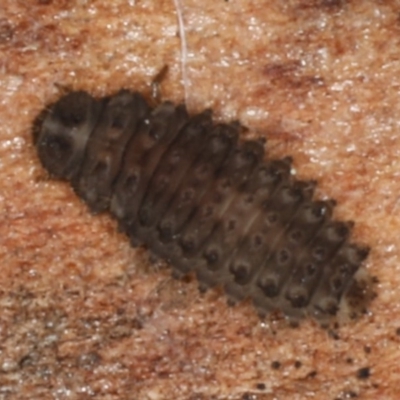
33,91,103,181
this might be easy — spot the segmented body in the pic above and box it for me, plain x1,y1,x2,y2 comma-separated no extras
33,89,371,326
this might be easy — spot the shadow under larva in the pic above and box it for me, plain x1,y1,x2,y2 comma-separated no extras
32,84,375,328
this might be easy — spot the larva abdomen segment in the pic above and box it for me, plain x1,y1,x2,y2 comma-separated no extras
33,89,372,327
76,91,149,212
110,101,189,237
135,110,214,239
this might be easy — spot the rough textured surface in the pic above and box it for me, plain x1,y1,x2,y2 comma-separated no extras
0,0,399,399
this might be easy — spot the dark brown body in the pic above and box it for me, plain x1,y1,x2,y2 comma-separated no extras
33,89,372,327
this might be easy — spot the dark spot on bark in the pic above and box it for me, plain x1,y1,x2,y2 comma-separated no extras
256,383,266,390
294,360,302,369
307,370,317,378
328,329,340,340
363,345,371,354
356,367,370,380
271,361,281,370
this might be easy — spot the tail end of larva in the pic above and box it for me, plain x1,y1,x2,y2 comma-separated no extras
336,263,377,326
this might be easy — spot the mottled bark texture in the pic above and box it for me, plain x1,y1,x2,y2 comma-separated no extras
2,0,400,399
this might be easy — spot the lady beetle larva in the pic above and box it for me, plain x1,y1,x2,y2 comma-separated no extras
32,81,373,327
